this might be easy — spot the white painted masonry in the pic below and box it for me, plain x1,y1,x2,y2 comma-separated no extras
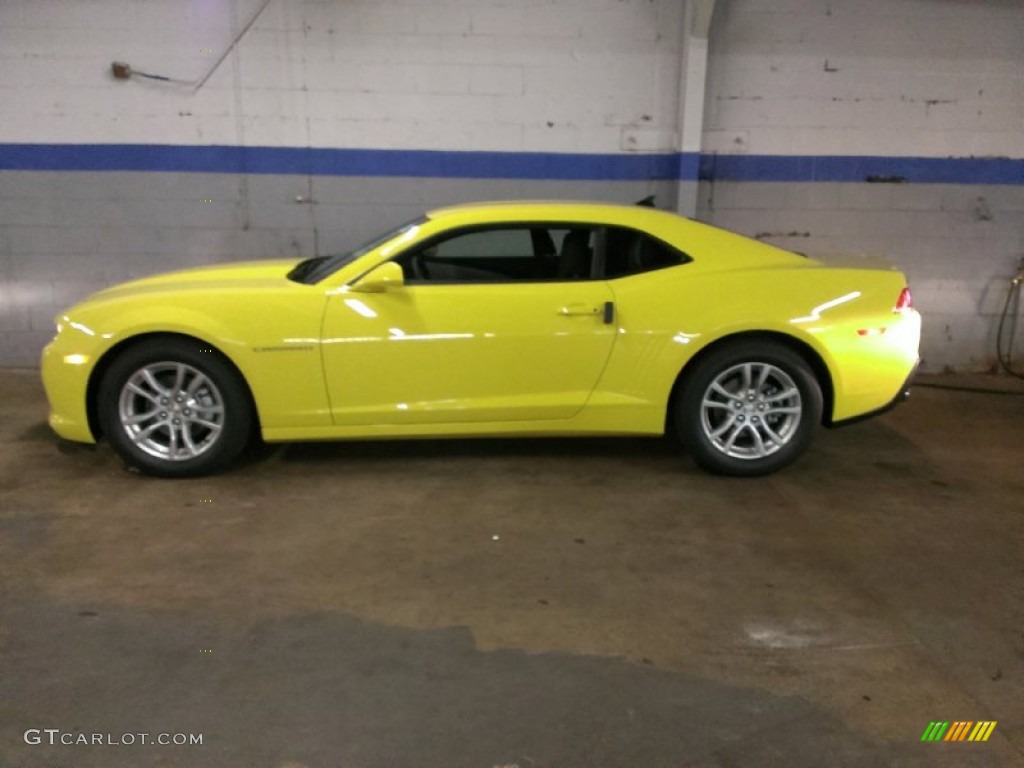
699,0,1023,373
1,0,1022,372
702,0,1024,157
0,0,687,154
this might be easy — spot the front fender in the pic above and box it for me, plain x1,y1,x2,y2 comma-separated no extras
58,291,332,438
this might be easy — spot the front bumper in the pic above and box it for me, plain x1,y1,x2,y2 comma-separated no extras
41,335,98,444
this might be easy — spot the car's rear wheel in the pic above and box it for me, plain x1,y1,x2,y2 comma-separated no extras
676,341,823,476
97,339,252,477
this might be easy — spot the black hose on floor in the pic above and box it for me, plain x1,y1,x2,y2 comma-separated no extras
915,382,1024,396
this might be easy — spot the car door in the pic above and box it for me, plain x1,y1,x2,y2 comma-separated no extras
319,225,617,426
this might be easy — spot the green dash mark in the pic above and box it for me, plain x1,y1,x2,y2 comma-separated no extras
921,721,949,742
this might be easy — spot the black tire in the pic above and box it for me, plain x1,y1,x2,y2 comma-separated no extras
676,341,823,476
97,338,253,477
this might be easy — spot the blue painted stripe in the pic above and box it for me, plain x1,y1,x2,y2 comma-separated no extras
0,143,693,181
0,143,1021,184
699,153,1024,185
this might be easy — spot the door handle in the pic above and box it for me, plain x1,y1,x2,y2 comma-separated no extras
558,303,600,317
558,302,615,324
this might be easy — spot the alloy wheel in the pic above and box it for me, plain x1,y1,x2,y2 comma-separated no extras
117,361,226,461
699,361,803,460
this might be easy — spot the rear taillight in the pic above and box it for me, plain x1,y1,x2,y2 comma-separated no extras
895,286,913,312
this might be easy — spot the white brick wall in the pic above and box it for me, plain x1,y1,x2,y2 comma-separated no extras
3,0,1022,371
0,0,686,154
700,1,1024,373
703,0,1024,157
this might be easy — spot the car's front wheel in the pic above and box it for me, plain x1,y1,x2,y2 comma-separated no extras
676,341,823,476
97,339,252,477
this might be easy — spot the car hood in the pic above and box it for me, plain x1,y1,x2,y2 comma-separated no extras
86,259,303,302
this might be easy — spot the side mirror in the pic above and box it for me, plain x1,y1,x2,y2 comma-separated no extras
350,261,405,293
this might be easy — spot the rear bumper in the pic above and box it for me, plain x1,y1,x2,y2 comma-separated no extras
830,361,918,428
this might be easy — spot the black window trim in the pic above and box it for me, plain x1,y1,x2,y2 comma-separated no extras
378,220,692,285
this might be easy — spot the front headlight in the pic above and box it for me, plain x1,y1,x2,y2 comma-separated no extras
47,314,96,366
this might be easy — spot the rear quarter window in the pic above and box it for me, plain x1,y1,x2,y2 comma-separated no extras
603,227,691,278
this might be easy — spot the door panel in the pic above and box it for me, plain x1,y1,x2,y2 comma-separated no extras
320,281,616,425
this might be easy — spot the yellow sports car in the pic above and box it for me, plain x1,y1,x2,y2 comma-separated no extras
41,201,921,477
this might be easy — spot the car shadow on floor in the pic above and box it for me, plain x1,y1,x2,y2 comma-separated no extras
273,434,680,463
30,413,939,484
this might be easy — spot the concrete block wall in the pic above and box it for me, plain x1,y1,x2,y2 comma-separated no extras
2,0,1022,372
0,0,688,365
699,0,1024,372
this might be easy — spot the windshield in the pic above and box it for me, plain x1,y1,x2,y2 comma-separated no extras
290,216,427,284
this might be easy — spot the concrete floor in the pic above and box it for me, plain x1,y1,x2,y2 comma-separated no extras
1,368,1022,768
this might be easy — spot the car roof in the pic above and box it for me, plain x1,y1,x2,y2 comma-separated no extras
421,200,811,270
425,200,687,225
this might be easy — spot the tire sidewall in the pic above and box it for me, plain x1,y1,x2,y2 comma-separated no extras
676,341,823,476
97,339,252,477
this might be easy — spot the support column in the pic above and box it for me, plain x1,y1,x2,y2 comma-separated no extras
677,0,715,217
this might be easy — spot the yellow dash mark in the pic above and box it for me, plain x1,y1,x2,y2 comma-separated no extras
971,721,997,742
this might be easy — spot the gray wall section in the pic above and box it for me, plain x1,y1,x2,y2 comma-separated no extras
697,181,1024,374
4,170,1022,372
0,171,676,366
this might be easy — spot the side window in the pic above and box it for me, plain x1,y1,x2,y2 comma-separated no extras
397,226,597,283
603,226,690,279
551,228,596,280
433,229,533,260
